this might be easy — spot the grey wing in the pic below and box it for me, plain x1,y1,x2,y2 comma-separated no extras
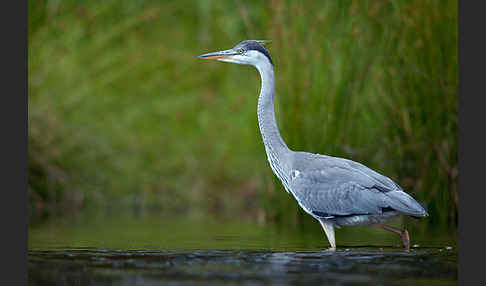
340,158,403,192
288,159,427,218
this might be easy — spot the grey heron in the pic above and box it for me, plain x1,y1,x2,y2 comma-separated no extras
199,40,428,251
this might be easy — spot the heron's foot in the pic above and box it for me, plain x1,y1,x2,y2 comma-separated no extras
401,229,410,252
376,223,411,252
327,246,336,252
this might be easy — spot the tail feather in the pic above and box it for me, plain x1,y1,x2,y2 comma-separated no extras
383,191,428,217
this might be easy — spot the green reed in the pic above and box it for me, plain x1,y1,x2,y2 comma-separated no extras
28,0,457,228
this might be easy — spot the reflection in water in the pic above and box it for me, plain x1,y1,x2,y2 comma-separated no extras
29,248,457,286
28,213,457,285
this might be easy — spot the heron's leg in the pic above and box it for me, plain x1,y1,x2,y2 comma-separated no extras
376,223,410,251
318,219,336,250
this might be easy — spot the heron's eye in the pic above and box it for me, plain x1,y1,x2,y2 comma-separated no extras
238,48,244,54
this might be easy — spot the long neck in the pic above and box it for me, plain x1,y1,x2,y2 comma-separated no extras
255,60,291,178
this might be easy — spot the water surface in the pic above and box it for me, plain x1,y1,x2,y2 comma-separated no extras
28,213,457,285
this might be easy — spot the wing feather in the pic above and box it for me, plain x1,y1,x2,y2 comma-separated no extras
289,168,388,217
287,155,427,218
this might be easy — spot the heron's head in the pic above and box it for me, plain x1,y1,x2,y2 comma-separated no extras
198,40,273,67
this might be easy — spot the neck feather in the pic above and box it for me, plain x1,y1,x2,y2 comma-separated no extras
255,60,291,173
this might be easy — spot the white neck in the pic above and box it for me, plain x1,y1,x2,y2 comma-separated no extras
254,59,291,186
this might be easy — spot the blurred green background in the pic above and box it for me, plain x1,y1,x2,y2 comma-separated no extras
28,0,457,233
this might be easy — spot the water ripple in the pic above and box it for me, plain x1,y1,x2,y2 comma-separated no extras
28,246,456,286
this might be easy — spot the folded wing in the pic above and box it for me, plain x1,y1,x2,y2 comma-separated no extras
288,156,427,218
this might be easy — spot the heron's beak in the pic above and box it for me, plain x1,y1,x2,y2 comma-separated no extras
198,49,237,60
